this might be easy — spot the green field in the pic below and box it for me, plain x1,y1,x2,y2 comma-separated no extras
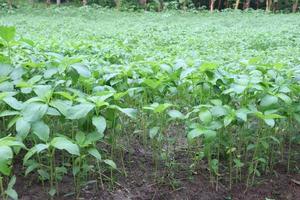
0,7,300,199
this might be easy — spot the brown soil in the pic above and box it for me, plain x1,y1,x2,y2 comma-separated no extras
12,131,300,200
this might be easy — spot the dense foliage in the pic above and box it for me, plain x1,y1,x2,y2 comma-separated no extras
0,8,300,199
1,0,299,12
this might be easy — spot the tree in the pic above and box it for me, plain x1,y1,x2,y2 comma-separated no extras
243,0,251,9
7,0,12,9
46,0,51,7
235,0,240,9
210,0,215,12
266,0,272,11
139,0,147,9
293,0,299,12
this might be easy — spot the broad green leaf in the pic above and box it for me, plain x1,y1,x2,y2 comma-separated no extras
149,127,159,139
32,121,50,142
260,95,278,107
22,103,48,122
71,63,91,78
66,103,94,120
3,96,23,110
167,110,185,119
50,99,72,116
16,117,31,139
88,148,101,160
0,26,15,42
0,110,20,117
154,103,172,113
51,137,79,155
0,146,13,162
211,105,227,117
92,116,106,135
277,93,292,104
103,159,117,169
264,118,275,127
236,108,249,122
0,162,11,176
117,107,137,119
199,62,218,72
75,132,86,146
5,176,18,200
24,144,49,163
188,129,216,141
5,186,18,200
224,115,234,127
33,85,52,100
0,63,12,77
199,110,212,124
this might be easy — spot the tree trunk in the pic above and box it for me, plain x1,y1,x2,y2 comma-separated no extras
243,0,250,9
210,0,215,12
293,0,299,12
218,0,222,10
7,0,13,9
235,0,240,9
139,0,147,9
266,0,272,11
158,0,164,11
57,0,61,6
82,0,87,6
46,0,50,7
114,0,121,10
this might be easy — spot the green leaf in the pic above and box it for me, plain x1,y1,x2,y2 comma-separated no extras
154,103,172,113
167,110,185,119
199,62,218,72
0,63,13,77
236,108,249,122
0,146,13,175
66,103,94,120
5,186,18,200
0,146,13,162
22,103,48,122
103,159,117,169
3,96,23,110
71,63,91,78
0,162,11,176
0,136,25,148
224,115,234,127
48,188,56,197
32,121,50,142
92,116,106,135
211,105,227,117
260,95,278,107
24,144,49,163
75,132,86,145
33,85,52,100
7,175,16,189
16,117,31,139
51,137,79,155
50,99,72,116
117,107,137,119
188,129,203,141
188,129,216,141
0,110,20,117
0,26,16,42
149,127,160,139
277,93,292,104
264,118,275,127
199,109,212,124
88,148,101,160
